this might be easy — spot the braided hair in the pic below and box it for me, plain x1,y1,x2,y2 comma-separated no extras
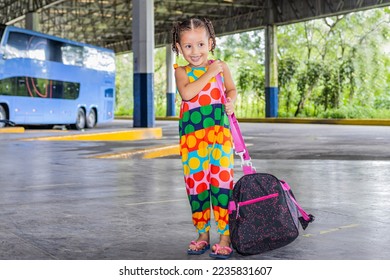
171,18,216,56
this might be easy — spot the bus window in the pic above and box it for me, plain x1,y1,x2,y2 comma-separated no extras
48,40,63,63
61,44,83,67
17,78,28,97
0,77,13,95
63,82,79,100
27,36,48,60
83,47,115,72
5,32,29,59
51,80,63,99
83,46,99,69
99,51,115,72
5,32,49,61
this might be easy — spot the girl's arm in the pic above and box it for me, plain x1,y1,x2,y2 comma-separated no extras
175,61,223,101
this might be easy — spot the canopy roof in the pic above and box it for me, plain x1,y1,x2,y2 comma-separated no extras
1,0,389,53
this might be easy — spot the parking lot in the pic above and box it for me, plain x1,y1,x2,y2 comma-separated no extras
1,119,389,260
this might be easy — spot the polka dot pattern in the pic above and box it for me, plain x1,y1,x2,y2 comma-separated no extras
179,64,233,235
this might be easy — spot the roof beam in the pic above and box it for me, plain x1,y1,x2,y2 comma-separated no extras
1,0,390,53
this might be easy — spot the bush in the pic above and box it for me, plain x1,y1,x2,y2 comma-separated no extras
318,105,390,119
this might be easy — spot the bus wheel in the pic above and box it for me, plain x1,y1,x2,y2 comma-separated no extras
71,108,86,130
0,105,7,128
86,109,97,128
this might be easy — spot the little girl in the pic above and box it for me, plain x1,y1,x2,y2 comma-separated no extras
171,18,237,259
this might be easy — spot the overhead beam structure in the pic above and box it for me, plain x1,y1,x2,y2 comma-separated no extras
1,0,389,53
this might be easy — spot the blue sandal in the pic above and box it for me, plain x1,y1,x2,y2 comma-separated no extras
187,240,210,255
209,243,233,259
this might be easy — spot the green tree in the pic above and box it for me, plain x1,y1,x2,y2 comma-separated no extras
115,53,133,116
295,61,323,116
278,57,299,114
277,7,390,118
217,31,266,117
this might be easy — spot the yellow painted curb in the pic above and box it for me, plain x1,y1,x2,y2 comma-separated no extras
0,127,25,133
23,128,162,141
93,144,180,159
151,116,390,126
240,118,390,126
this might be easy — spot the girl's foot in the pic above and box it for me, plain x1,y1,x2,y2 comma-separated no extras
210,235,233,259
187,233,210,255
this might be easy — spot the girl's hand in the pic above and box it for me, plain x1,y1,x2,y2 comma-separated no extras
207,60,223,77
225,97,234,115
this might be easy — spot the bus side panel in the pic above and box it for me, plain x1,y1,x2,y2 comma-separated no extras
0,97,26,124
1,60,67,125
75,70,115,125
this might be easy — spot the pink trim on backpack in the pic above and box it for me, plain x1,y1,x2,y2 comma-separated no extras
238,193,279,207
228,200,236,214
228,193,279,218
280,180,311,221
243,165,256,175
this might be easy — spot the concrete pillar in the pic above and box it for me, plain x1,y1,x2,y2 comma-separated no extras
25,12,40,31
132,0,155,127
25,0,40,31
166,45,176,117
265,24,278,118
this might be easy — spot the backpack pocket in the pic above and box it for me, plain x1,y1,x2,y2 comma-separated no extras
236,192,279,219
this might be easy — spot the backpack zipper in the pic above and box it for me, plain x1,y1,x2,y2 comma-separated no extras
236,193,279,219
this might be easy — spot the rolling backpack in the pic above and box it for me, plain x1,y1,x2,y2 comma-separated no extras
216,73,314,255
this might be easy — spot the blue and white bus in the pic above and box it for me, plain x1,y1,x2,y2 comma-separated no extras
0,25,115,129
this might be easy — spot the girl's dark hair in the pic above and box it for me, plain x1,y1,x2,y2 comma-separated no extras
171,18,216,56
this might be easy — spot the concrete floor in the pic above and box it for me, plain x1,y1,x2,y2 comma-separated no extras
0,120,389,260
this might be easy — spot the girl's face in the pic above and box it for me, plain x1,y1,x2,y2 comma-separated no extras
176,27,212,68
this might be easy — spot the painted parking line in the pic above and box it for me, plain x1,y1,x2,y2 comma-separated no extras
0,127,25,133
22,127,163,141
143,145,180,159
30,183,78,188
302,224,360,238
125,198,187,206
92,144,180,159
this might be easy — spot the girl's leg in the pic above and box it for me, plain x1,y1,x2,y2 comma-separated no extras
188,188,211,234
186,172,211,251
209,159,234,255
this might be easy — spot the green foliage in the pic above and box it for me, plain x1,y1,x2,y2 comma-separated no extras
217,31,266,117
153,48,167,117
115,53,133,116
275,8,390,119
318,105,390,119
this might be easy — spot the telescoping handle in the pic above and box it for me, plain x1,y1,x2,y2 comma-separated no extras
215,73,256,175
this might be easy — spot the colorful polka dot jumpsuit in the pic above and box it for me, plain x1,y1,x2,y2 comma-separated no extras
177,63,234,236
